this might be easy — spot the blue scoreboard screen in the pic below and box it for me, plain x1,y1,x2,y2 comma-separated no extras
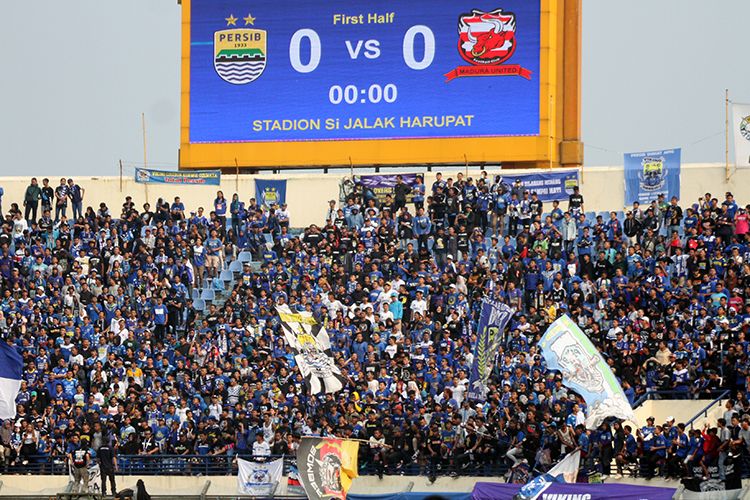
188,0,541,144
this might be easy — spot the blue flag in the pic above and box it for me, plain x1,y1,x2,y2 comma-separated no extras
255,179,287,209
468,299,513,401
0,341,23,420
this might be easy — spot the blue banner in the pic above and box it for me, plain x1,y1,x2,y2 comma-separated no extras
468,299,513,401
255,179,287,208
355,173,420,204
189,0,541,143
501,170,579,202
624,148,681,205
134,168,221,185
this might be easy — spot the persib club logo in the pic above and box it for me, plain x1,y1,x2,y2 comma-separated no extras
445,8,531,82
214,13,266,85
262,187,279,206
740,114,750,142
639,156,668,192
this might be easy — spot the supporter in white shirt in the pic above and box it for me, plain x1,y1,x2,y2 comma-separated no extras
208,396,222,420
384,337,399,359
451,379,467,405
176,403,189,423
92,390,105,407
12,213,27,240
68,348,84,367
252,434,271,457
366,372,379,394
117,319,129,344
325,292,345,319
379,302,394,324
606,320,623,340
410,291,428,319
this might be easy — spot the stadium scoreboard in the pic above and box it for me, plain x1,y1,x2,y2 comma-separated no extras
179,0,582,170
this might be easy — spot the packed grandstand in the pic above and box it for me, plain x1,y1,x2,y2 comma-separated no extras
1,173,749,493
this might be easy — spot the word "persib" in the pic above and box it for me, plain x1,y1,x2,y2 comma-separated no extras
217,32,263,42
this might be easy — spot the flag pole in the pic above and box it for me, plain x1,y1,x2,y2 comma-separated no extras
142,112,148,168
726,89,730,182
142,112,150,205
299,435,392,447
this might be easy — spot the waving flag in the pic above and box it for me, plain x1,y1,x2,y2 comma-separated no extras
0,341,23,419
237,457,283,496
733,102,750,168
468,299,514,401
540,316,636,429
297,437,359,500
516,449,580,500
276,305,346,395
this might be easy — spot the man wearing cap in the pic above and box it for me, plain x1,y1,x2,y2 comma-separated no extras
98,438,117,496
69,436,91,493
325,199,337,223
638,416,656,463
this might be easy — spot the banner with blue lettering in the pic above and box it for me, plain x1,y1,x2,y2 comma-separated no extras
135,168,221,185
468,299,513,401
501,170,580,202
624,148,681,205
255,179,287,208
472,482,676,500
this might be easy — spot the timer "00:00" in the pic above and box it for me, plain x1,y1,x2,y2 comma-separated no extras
329,84,398,105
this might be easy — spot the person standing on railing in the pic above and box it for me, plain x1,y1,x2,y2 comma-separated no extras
23,177,41,224
54,177,69,222
69,436,91,493
67,178,85,221
98,440,117,496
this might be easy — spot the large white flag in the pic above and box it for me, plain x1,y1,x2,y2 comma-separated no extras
238,457,283,496
732,103,750,168
517,450,581,500
539,315,636,429
276,305,346,394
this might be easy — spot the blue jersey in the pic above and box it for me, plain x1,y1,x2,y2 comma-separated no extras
153,305,168,325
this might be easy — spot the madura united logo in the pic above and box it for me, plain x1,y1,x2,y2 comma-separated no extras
445,8,532,82
214,13,266,85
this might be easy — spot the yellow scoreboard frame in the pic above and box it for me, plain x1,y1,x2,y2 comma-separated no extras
179,0,582,171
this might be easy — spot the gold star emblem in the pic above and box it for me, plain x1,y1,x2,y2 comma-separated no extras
243,13,256,26
225,14,237,26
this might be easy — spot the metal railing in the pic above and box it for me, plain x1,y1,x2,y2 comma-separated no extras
1,454,509,478
684,390,731,430
631,389,729,409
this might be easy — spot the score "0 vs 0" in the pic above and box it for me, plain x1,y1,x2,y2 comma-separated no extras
289,26,435,73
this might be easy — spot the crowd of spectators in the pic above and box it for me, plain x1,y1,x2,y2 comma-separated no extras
1,172,750,483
